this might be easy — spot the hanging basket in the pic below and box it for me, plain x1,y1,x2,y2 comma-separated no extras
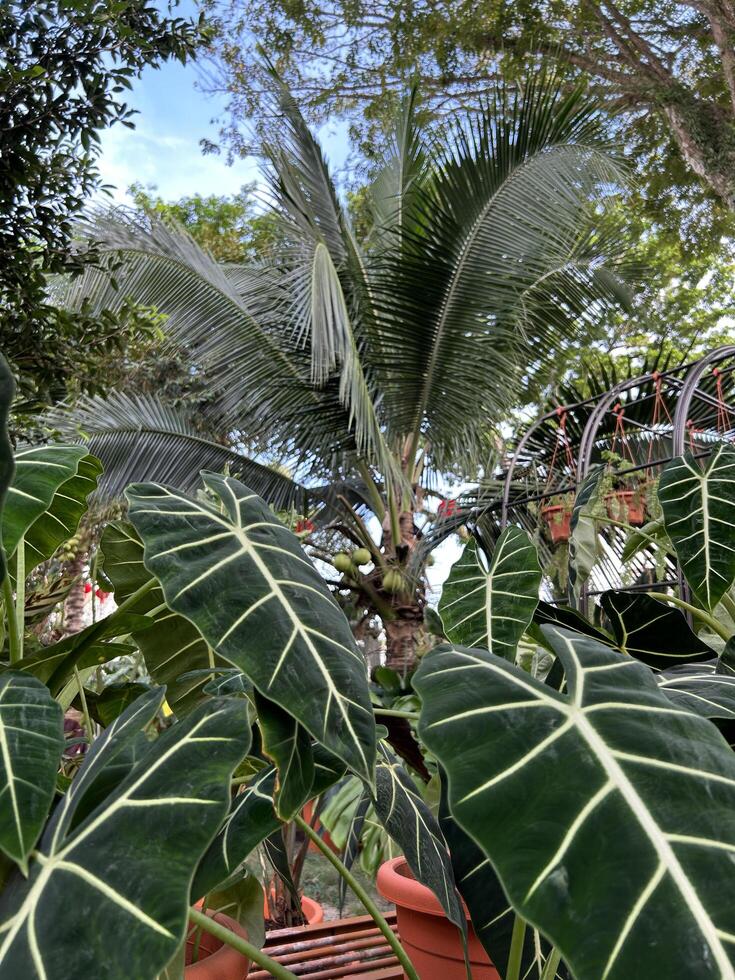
604,488,646,527
540,501,573,544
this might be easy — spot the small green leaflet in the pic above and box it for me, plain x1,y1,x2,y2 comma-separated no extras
192,766,280,897
600,591,714,670
255,691,315,821
659,446,735,610
0,695,250,980
416,628,735,980
439,528,541,659
0,673,63,870
568,467,602,598
126,473,376,782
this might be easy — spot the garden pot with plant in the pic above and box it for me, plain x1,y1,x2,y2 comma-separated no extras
540,493,574,544
377,857,499,979
604,483,647,526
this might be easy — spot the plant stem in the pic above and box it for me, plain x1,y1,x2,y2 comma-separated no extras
356,460,386,521
373,707,419,721
14,536,24,660
387,491,402,551
647,592,731,641
506,914,527,980
540,946,563,980
188,907,299,980
74,666,93,746
2,568,20,664
294,815,420,980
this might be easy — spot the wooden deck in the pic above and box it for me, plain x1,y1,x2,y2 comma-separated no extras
249,911,402,979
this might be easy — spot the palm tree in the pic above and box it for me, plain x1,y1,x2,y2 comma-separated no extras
53,69,630,671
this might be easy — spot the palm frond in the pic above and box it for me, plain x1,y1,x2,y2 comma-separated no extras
369,73,630,473
46,391,309,507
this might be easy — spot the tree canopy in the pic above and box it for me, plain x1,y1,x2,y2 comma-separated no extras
202,0,735,255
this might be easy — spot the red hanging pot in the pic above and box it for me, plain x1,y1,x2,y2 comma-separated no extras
540,503,573,545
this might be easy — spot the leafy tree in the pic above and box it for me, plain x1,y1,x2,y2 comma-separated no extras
202,0,735,251
0,0,204,433
128,183,280,263
54,71,630,670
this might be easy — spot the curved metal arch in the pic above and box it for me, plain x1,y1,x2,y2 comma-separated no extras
501,407,561,526
672,345,735,455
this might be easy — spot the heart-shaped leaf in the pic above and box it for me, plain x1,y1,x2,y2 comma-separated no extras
0,357,16,583
568,467,603,597
601,590,714,669
658,660,735,734
255,691,314,820
0,673,63,869
0,694,250,980
439,529,541,658
126,474,376,781
659,446,735,610
416,627,735,980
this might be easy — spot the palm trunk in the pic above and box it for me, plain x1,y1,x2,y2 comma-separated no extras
63,556,86,635
381,505,425,673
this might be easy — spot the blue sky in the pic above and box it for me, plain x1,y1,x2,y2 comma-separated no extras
97,3,349,204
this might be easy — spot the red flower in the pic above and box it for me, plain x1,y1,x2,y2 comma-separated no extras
437,499,458,519
83,582,93,594
295,519,315,534
95,588,109,601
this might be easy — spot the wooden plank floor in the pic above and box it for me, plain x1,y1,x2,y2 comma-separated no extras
250,911,402,979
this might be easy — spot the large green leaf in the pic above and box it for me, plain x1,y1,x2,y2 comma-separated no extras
659,446,735,611
600,591,714,670
0,695,250,979
373,747,467,943
0,673,63,870
192,765,280,897
439,793,558,980
2,446,88,560
126,473,376,781
99,522,217,716
439,528,541,658
20,453,102,576
658,661,735,735
416,628,735,979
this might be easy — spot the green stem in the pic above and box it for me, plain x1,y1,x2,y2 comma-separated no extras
647,592,731,641
540,946,563,980
188,907,298,980
506,914,527,980
578,511,670,553
373,707,419,721
294,815,419,980
2,569,20,664
74,667,93,746
14,536,24,660
387,491,401,551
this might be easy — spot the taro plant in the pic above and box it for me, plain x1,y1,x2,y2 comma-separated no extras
0,358,470,980
427,441,735,979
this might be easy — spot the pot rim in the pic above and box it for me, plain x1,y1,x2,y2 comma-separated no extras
377,856,465,919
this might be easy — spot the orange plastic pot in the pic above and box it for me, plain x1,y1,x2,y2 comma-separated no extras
263,892,324,925
377,857,500,980
605,489,646,527
184,907,250,979
540,504,572,544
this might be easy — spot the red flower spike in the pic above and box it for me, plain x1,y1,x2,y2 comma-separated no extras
83,582,93,594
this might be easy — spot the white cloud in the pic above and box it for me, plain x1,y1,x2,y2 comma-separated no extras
96,123,260,203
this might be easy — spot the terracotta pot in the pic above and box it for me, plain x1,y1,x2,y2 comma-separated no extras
377,857,500,980
302,799,340,854
263,892,324,925
605,489,646,527
184,908,250,979
540,504,572,544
